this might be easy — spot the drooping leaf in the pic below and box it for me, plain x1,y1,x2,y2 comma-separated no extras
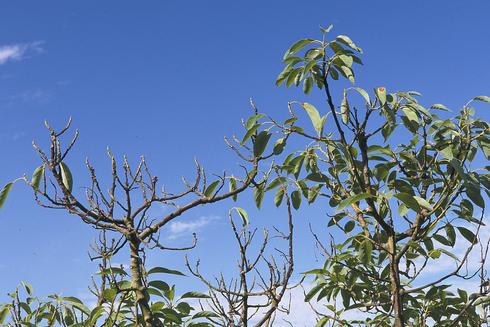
59,162,73,192
31,165,45,191
0,182,13,209
457,227,477,243
474,95,490,104
336,35,362,53
340,91,350,125
291,190,301,209
301,102,325,136
232,207,249,226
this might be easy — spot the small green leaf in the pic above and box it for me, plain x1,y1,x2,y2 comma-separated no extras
147,267,186,276
458,227,477,243
229,176,237,201
353,87,371,106
283,39,315,60
336,35,362,53
204,180,220,197
413,196,433,211
301,102,325,136
241,124,261,144
31,166,45,191
394,193,420,212
375,87,386,106
337,193,372,212
193,311,219,319
232,207,249,226
274,188,285,207
0,182,13,209
253,131,271,157
59,162,73,192
358,240,373,265
341,91,350,125
291,190,301,210
430,103,450,111
181,291,211,299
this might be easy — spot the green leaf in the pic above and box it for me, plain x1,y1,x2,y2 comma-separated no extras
59,162,73,192
353,87,371,106
445,224,456,247
99,267,128,276
204,180,220,197
340,91,350,125
301,102,325,137
253,131,271,157
303,76,313,94
149,280,170,292
458,227,477,243
339,65,355,83
193,311,219,319
430,103,450,111
229,176,237,201
265,177,287,192
245,114,266,130
394,193,420,212
232,207,249,226
0,182,13,209
241,124,261,144
402,107,419,123
180,291,211,299
358,240,373,265
291,190,301,210
375,87,386,106
147,267,186,276
254,187,264,209
283,39,315,60
413,196,433,211
273,138,286,155
31,166,45,191
274,188,285,207
344,220,355,233
336,35,362,53
0,307,8,323
474,95,490,103
337,193,372,212
21,282,33,296
305,284,324,302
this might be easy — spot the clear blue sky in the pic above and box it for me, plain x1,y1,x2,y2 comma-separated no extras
1,0,489,303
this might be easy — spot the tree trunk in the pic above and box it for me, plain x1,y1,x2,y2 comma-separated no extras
128,236,159,327
388,236,404,327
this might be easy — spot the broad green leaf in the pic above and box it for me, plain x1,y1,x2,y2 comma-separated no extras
0,182,13,209
147,267,186,276
181,291,211,299
303,76,313,94
353,87,371,106
59,162,73,192
458,227,477,243
21,281,33,296
254,186,264,209
402,107,418,123
149,280,170,292
273,138,286,155
274,188,285,207
204,180,220,197
0,307,8,323
339,65,355,83
305,283,324,302
233,207,249,226
358,240,373,265
445,224,456,247
291,190,301,209
241,124,261,145
413,196,433,211
283,39,315,60
253,131,271,157
31,165,44,191
344,220,355,233
394,193,420,212
336,35,362,53
301,102,325,136
337,193,372,212
245,114,266,130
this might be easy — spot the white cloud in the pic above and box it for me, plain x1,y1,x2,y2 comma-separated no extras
167,216,219,240
0,41,44,65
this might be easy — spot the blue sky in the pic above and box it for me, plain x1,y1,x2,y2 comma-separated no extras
1,0,490,314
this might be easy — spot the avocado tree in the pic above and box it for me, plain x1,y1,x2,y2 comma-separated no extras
252,25,490,326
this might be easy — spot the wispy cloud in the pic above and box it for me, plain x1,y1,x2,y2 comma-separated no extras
167,216,220,240
0,41,44,65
